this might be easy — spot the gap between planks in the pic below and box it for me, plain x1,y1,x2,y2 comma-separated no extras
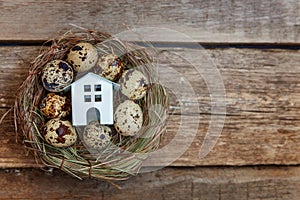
1,41,300,50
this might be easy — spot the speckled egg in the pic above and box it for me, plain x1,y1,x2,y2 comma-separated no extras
83,121,112,150
43,118,77,147
119,69,148,100
66,42,98,72
94,54,123,81
41,60,74,92
39,93,71,118
114,100,143,136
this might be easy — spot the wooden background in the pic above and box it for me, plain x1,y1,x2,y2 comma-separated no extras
0,0,300,199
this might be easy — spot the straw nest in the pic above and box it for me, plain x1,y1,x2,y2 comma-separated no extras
14,30,168,182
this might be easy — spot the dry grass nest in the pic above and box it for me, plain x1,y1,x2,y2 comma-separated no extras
14,30,169,182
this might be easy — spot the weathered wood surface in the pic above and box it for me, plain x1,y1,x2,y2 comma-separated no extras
0,1,300,198
0,0,299,43
0,166,299,199
1,46,300,167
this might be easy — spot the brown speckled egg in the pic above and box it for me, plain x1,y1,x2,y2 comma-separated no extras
39,93,71,118
114,100,143,136
43,118,77,147
83,121,112,150
41,60,74,92
119,69,148,100
66,42,98,72
94,54,123,81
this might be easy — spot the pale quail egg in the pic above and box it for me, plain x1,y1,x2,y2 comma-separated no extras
66,42,98,72
94,54,123,81
83,121,112,150
41,60,74,92
43,118,77,147
39,93,71,118
114,100,143,136
119,69,148,100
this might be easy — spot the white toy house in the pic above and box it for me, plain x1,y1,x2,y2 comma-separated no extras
70,72,119,126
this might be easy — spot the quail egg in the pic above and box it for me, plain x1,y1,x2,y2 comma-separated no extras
41,60,74,92
66,42,98,72
114,100,143,136
39,93,71,118
83,121,112,150
119,69,148,100
94,54,123,81
43,118,77,147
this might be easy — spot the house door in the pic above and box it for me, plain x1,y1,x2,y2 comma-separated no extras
86,107,101,124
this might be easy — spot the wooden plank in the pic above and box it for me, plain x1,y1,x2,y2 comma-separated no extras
0,0,299,43
0,166,299,199
1,46,300,167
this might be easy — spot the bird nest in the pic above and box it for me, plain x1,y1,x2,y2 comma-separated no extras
14,30,168,182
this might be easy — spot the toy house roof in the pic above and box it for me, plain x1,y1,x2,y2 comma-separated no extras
65,72,120,89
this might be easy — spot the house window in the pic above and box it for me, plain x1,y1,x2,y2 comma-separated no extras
94,84,101,91
84,95,91,102
95,95,102,102
84,85,91,92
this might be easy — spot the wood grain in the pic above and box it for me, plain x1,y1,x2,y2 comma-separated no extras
0,166,299,199
1,46,300,167
0,0,299,43
0,1,299,198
